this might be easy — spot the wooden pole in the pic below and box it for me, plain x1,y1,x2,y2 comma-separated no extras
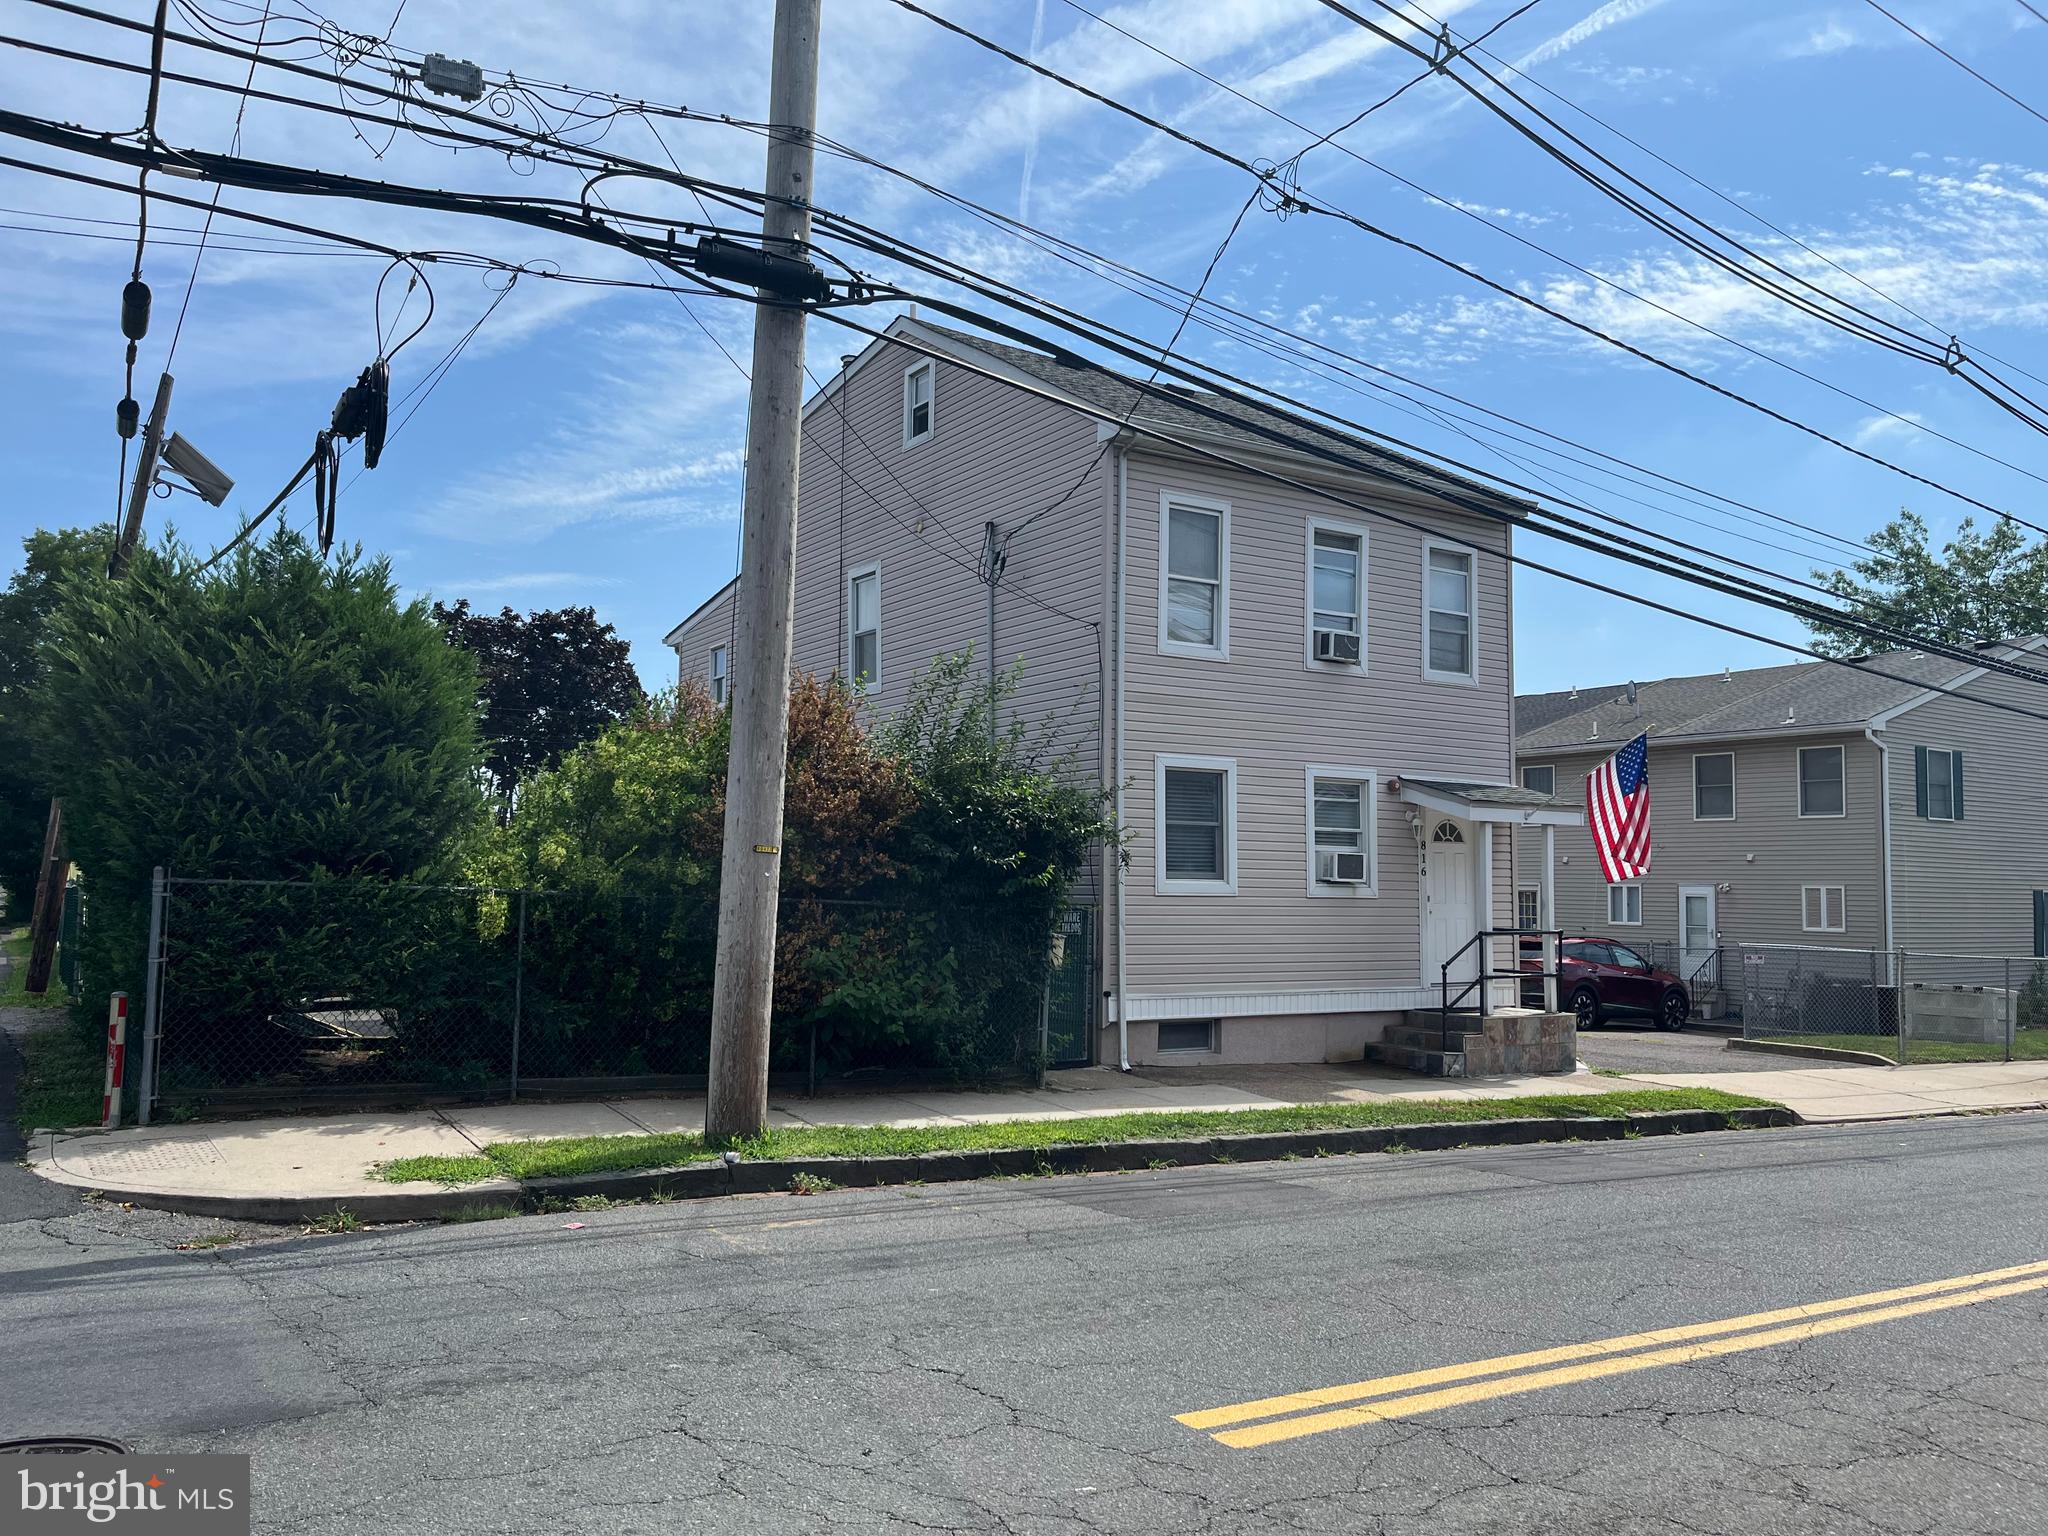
705,0,821,1144
24,798,64,994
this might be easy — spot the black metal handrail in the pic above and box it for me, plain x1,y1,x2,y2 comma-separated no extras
1441,928,1564,1053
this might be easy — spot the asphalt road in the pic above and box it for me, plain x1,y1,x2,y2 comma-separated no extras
6,1115,2048,1533
1575,1019,1788,1075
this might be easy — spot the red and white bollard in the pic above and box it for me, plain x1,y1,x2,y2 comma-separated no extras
101,992,128,1131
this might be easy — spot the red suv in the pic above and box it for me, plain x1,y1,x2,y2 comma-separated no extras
1521,937,1690,1031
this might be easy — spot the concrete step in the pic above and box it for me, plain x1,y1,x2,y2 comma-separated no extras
1400,1009,1489,1035
1361,1041,1466,1078
1381,1022,1483,1051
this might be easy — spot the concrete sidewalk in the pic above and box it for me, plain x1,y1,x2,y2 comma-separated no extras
1621,1059,2048,1121
25,1057,2048,1218
26,1062,1625,1214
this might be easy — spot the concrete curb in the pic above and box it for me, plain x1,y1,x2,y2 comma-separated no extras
41,1107,1800,1224
1727,1038,1900,1068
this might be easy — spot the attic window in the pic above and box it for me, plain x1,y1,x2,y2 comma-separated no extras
902,360,934,446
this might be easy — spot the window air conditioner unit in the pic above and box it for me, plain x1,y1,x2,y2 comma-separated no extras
1318,850,1369,883
1314,628,1362,665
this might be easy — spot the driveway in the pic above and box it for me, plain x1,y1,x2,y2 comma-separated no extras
1576,1020,1791,1075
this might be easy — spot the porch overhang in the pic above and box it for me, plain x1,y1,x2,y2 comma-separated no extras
1394,776,1584,827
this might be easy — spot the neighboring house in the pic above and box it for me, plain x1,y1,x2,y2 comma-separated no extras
667,315,1580,1068
1513,640,2048,1010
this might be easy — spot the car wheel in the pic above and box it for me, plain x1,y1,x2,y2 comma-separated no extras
1659,989,1690,1031
1572,986,1602,1028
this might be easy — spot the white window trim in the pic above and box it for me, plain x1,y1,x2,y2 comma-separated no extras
1303,763,1380,898
846,561,881,686
1303,516,1369,673
901,360,934,448
710,645,729,707
1801,884,1847,933
1516,885,1541,929
1607,883,1644,926
1520,763,1555,797
1156,753,1237,896
1420,538,1478,686
1796,744,1847,819
1158,491,1230,662
1924,746,1959,822
1692,750,1736,822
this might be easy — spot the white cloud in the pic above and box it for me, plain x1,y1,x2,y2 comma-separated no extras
1853,411,1924,446
1781,19,1859,59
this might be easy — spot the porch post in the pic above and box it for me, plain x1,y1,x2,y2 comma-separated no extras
1542,824,1559,1013
1476,821,1496,1010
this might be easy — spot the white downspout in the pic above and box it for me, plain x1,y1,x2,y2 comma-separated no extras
1113,444,1132,1071
1867,725,1895,957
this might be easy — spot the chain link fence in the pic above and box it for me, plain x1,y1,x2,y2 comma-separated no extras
138,875,1095,1120
1739,943,2048,1064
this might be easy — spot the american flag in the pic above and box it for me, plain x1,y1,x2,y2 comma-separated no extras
1587,733,1652,883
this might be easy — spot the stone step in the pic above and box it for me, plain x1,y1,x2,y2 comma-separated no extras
1361,1041,1465,1078
1381,1022,1484,1051
1400,1009,1490,1034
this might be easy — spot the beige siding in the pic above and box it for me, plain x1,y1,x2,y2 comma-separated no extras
1516,732,1885,954
1887,667,2048,955
1116,446,1516,1022
666,337,1108,756
669,584,735,697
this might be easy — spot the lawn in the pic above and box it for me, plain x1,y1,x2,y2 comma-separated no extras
12,1019,102,1134
375,1086,1782,1186
0,928,72,1012
1754,1030,2048,1065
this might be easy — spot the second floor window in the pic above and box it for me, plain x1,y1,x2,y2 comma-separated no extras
1161,497,1228,657
1917,747,1963,821
1424,544,1474,681
710,645,728,707
1694,752,1734,819
902,361,933,445
1308,522,1364,666
848,566,879,685
1521,764,1555,797
1798,745,1844,817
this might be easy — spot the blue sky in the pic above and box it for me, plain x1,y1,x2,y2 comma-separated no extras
2,0,2045,695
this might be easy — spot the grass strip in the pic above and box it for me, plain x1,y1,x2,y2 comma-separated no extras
375,1087,1780,1186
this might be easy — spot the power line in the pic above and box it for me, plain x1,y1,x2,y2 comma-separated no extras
820,308,2048,725
1863,0,2048,129
878,1,2048,536
165,0,270,368
1031,0,2048,492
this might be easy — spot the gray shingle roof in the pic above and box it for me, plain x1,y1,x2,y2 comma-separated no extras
1404,778,1569,809
1515,645,2028,753
921,322,1535,516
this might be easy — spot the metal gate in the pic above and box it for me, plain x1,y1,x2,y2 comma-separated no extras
1044,906,1097,1067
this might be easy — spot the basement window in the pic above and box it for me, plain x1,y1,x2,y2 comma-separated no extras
1156,1019,1218,1054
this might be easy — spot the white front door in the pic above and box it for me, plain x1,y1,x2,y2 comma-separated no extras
1679,884,1717,982
1421,817,1478,999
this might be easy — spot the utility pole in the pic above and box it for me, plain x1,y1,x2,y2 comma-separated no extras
23,799,64,994
705,0,822,1145
110,372,173,579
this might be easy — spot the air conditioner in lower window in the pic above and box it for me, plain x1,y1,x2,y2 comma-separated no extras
1313,628,1362,665
1318,850,1369,883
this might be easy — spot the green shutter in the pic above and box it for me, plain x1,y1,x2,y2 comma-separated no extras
1913,746,1928,819
1951,750,1963,820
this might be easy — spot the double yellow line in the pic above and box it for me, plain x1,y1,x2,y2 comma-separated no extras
1179,1258,2048,1450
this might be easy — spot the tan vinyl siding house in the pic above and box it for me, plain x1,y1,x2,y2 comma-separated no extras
1515,639,2048,1006
670,316,1577,1068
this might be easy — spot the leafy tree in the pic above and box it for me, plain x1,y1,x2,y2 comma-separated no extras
1808,510,2048,657
432,599,644,812
33,529,487,1035
0,527,112,908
